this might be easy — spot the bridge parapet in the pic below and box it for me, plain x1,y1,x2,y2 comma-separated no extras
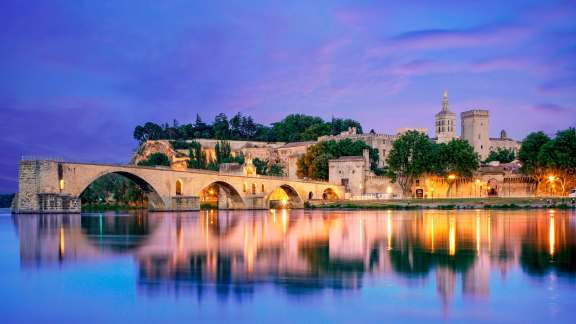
12,159,344,214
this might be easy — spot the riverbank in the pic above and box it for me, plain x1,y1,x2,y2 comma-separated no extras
306,197,576,210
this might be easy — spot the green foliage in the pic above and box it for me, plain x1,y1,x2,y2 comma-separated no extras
518,131,550,174
386,133,479,196
519,128,576,194
137,152,170,167
187,140,207,169
0,194,15,208
253,158,285,176
438,139,480,178
385,131,434,195
80,174,146,206
133,113,364,144
485,148,516,163
297,139,379,180
170,140,190,150
537,128,576,171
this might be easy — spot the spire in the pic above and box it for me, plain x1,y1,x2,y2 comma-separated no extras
442,90,449,112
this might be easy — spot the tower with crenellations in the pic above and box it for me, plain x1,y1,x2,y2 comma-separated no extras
461,109,490,160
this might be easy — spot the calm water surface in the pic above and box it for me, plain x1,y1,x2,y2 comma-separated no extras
1,208,575,323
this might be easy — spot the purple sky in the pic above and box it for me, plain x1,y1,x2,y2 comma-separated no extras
1,0,575,193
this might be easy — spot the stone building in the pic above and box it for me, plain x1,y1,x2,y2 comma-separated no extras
435,90,457,143
328,150,402,199
461,109,490,160
433,91,520,160
319,128,398,168
489,130,521,155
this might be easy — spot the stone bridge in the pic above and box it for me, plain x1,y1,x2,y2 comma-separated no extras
12,159,344,213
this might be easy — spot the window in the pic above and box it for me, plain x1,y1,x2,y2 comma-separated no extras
59,179,65,191
341,179,350,192
261,184,265,192
243,182,248,192
176,179,183,196
252,183,256,194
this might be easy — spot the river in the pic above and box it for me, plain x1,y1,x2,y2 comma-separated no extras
1,208,575,323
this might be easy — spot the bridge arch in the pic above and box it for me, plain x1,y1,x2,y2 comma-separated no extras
175,179,183,196
267,184,303,208
200,181,245,209
79,171,166,210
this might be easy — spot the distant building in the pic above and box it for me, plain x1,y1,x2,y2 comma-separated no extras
461,109,490,159
435,90,457,143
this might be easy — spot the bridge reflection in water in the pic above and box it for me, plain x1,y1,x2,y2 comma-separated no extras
13,209,576,306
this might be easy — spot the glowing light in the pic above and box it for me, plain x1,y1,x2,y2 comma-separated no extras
281,198,288,207
475,179,480,184
448,174,456,180
548,175,556,182
386,186,392,194
476,215,481,255
549,215,555,257
282,208,288,233
59,226,65,258
59,179,65,190
387,212,392,250
449,217,456,256
430,216,435,252
208,189,214,195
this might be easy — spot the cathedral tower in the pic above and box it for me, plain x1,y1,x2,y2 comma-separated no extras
435,90,457,143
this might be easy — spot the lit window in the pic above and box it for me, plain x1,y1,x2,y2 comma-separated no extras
59,179,65,190
176,179,183,196
243,182,248,192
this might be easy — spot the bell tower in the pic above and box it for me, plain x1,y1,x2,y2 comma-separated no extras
435,90,457,143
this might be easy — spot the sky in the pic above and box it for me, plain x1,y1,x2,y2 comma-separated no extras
0,0,575,193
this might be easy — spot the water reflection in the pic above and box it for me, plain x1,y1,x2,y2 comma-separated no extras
13,209,576,305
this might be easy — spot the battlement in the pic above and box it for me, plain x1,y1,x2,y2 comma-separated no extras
461,109,489,118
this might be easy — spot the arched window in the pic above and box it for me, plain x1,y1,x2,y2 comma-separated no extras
176,179,183,196
261,184,265,192
308,192,313,200
243,182,248,192
252,183,256,194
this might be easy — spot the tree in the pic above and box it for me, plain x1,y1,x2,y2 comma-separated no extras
297,139,379,180
137,152,170,167
187,140,207,169
537,128,576,194
386,131,434,197
331,118,363,135
518,131,551,193
436,139,480,196
213,113,230,139
485,148,515,163
271,114,327,142
253,158,285,176
440,139,480,178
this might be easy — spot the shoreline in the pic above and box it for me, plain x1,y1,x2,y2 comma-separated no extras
306,197,576,210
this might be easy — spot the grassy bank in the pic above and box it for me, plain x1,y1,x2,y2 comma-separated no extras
306,197,576,210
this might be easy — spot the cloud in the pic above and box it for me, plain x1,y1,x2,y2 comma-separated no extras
532,103,572,113
539,77,576,93
371,23,533,55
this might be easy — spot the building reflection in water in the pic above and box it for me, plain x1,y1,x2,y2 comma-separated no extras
13,209,576,308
